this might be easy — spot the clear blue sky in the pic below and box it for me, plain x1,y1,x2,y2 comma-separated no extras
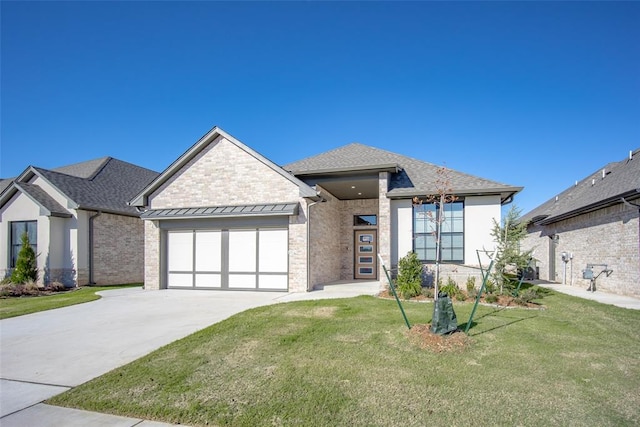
1,1,638,215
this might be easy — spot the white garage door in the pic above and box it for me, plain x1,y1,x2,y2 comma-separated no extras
167,228,288,290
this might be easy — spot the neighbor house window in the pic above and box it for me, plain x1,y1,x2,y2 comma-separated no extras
413,202,463,262
354,215,377,226
10,221,37,268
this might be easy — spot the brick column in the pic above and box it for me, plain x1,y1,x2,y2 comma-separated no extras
144,220,161,290
378,172,391,291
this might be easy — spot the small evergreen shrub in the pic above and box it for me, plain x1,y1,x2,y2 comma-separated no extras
396,252,423,299
485,294,499,304
10,232,38,285
466,276,476,293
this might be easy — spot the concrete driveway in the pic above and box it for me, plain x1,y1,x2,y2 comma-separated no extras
0,282,381,424
0,287,280,418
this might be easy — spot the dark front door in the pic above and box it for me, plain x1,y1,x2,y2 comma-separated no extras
354,230,377,280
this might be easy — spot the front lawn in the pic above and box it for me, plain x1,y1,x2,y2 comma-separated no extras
49,291,640,426
0,284,142,319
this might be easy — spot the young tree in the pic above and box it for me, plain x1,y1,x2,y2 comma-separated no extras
490,205,532,293
11,232,38,284
413,166,458,300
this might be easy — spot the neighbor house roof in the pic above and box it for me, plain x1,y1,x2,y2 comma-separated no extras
522,149,640,225
129,126,319,207
0,157,159,217
283,143,522,201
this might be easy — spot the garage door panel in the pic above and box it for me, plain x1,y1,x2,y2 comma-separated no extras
229,230,256,272
168,273,193,287
258,274,288,290
259,229,288,273
195,231,221,271
195,274,221,288
228,274,256,289
168,232,193,271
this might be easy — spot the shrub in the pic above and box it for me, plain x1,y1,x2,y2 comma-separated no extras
484,279,497,294
440,277,457,297
396,252,423,299
421,287,434,299
515,288,542,306
11,232,38,284
466,276,476,293
485,294,499,304
46,282,67,292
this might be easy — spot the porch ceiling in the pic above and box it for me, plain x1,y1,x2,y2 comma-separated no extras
306,175,379,200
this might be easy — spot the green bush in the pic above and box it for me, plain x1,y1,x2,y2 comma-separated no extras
10,232,38,285
466,276,476,293
485,294,499,304
395,252,423,299
515,288,542,306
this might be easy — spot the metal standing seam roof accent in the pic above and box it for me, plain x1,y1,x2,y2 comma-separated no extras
140,203,299,220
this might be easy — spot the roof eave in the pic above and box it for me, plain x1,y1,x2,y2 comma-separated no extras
538,189,640,225
386,186,523,200
290,164,402,177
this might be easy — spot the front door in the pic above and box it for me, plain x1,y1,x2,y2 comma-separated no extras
354,230,377,280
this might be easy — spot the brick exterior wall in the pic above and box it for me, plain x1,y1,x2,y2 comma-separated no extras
144,136,308,291
149,136,299,208
522,203,640,298
91,212,145,285
308,188,342,287
378,172,391,290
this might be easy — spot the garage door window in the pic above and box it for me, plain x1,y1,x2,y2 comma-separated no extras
167,228,288,290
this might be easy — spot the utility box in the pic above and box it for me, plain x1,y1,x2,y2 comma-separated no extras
582,267,594,280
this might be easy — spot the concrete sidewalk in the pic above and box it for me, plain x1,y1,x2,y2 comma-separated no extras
0,281,380,426
532,281,640,310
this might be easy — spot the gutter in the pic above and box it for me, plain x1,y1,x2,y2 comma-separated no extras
89,211,102,285
539,189,640,225
306,197,326,291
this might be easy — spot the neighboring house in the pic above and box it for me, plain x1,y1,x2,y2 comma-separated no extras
0,157,159,286
521,149,640,298
131,126,521,292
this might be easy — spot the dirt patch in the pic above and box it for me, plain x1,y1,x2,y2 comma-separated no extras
405,324,472,353
284,306,338,318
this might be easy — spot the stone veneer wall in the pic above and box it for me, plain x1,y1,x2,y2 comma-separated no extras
144,136,307,291
378,172,391,289
91,212,145,285
522,203,640,298
308,188,342,288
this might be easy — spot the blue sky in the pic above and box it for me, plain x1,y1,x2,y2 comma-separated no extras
1,1,638,215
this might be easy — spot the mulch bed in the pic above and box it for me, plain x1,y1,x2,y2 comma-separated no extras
405,324,472,353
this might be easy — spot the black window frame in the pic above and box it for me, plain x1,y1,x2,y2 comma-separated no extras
10,220,37,268
353,214,377,226
413,201,464,263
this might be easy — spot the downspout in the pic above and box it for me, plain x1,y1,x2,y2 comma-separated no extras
306,197,326,291
88,211,102,285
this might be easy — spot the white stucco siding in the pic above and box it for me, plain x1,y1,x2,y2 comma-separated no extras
464,195,501,266
149,136,300,209
391,199,413,267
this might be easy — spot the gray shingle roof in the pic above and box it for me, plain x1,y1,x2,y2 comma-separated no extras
0,178,12,194
141,203,298,220
52,157,111,179
522,149,640,224
33,158,159,216
14,182,72,217
283,143,521,198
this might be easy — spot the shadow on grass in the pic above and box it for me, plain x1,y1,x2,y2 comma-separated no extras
459,306,539,336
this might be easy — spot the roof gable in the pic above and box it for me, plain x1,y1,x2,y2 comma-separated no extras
129,127,318,207
523,149,640,224
2,158,158,217
0,182,72,217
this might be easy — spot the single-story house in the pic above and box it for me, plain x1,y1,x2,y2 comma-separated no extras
130,127,522,292
521,149,640,298
0,157,159,286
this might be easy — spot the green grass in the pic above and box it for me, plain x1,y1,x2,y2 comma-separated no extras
49,290,640,426
0,284,141,319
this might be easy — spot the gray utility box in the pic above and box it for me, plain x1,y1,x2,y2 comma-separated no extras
583,267,594,280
